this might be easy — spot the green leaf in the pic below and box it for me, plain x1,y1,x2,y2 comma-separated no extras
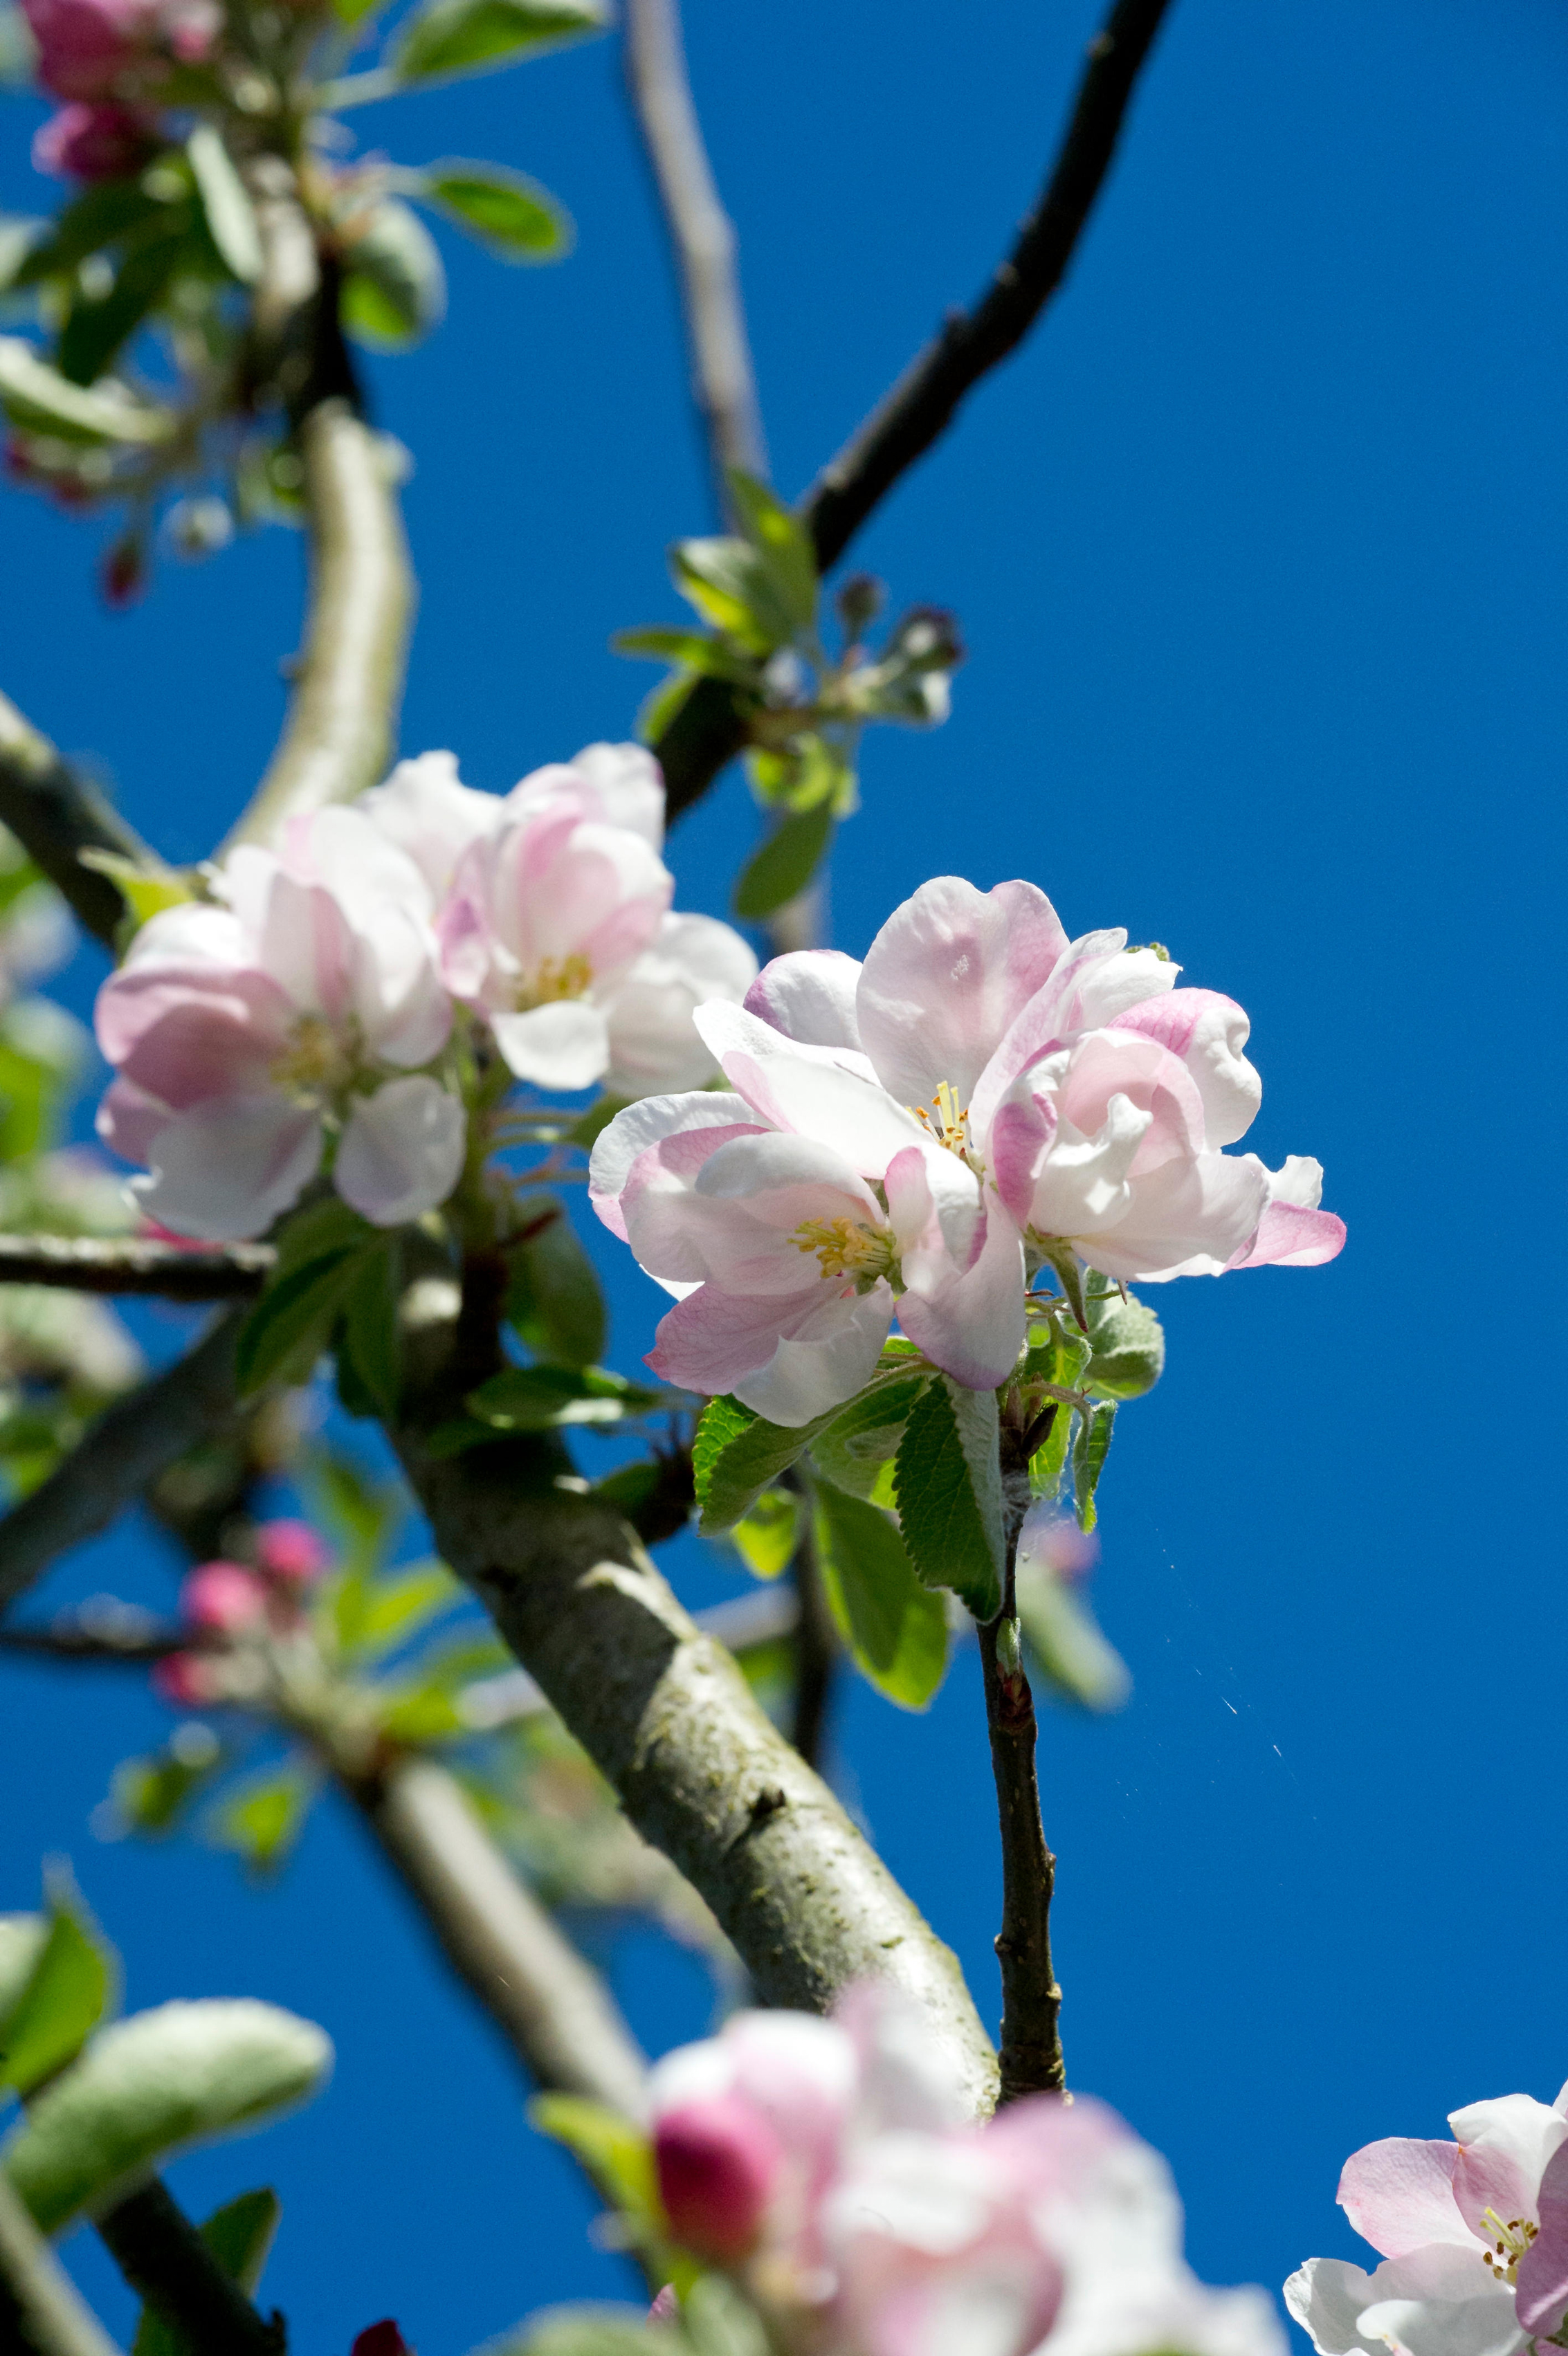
0,335,171,444
1082,1286,1164,1401
746,733,855,816
730,1488,797,1578
507,1202,605,1368
340,200,446,349
12,176,169,288
3,1999,331,2234
77,850,192,930
891,1377,1003,1620
340,1560,461,1661
0,1919,48,2027
466,1364,666,1431
813,1482,948,1710
185,127,261,282
273,1196,378,1274
810,1374,928,1501
132,2187,280,2356
726,471,817,635
611,628,759,686
390,0,604,84
311,1447,399,1577
107,1726,224,1838
693,1397,832,1536
1071,1401,1115,1533
54,213,194,387
0,1903,111,2097
335,1239,402,1421
733,803,834,921
419,160,572,260
235,1248,365,1396
671,536,797,653
682,2276,772,2356
1014,1560,1130,1713
529,2094,657,2227
212,1770,316,1874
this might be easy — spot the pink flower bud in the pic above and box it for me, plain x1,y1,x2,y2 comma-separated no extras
646,2285,679,2325
351,2326,411,2356
254,1519,328,1585
31,100,154,180
654,2094,783,2263
182,1560,268,1635
100,533,145,608
153,1652,217,1707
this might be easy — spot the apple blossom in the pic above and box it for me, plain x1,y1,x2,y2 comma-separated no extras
95,807,462,1241
20,0,216,100
31,99,154,179
648,1988,1285,2356
1286,2080,1568,2356
433,742,755,1093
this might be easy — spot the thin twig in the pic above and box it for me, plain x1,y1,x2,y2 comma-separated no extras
346,1754,650,2116
656,0,1176,823
623,0,766,509
0,1308,248,1614
0,692,172,947
0,2171,125,2356
978,1434,1066,2104
94,2180,284,2356
0,1623,181,1661
785,1474,836,1769
0,1236,273,1299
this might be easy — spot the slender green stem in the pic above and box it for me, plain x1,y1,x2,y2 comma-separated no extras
0,2173,124,2356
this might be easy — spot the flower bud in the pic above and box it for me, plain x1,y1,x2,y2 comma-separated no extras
152,1652,217,1708
181,1560,268,1635
254,1519,327,1584
100,532,145,608
653,2094,783,2263
350,2326,412,2356
31,100,154,181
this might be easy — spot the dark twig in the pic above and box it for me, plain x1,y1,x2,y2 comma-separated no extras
979,1434,1065,2103
0,1622,181,1661
0,2171,122,2356
95,2180,284,2356
0,692,173,948
0,1236,273,1299
786,1476,837,1769
623,0,765,509
0,1308,248,1614
656,0,1176,823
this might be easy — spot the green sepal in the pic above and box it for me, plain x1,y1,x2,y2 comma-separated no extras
1070,1400,1116,1532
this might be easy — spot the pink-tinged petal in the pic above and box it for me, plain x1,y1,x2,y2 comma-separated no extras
1111,988,1261,1147
1072,944,1180,1029
1515,2141,1568,2336
97,1075,172,1167
1450,2097,1568,2243
648,1276,893,1424
630,1133,884,1297
987,1089,1057,1228
1082,1150,1268,1281
646,2286,679,2325
1026,1095,1150,1241
694,1003,924,1174
1056,1032,1206,1176
857,877,1070,1106
896,1196,1027,1391
745,950,865,1050
1284,2257,1383,2356
654,2094,783,2262
1225,1156,1345,1270
434,870,495,1003
183,1561,268,1633
489,1001,610,1090
1355,2247,1526,2356
355,751,503,901
284,805,436,928
589,1092,760,1239
1338,2141,1470,2259
884,1140,984,1276
569,741,666,846
336,1078,465,1227
513,816,671,978
835,1984,974,2137
601,911,758,1097
130,1095,322,1241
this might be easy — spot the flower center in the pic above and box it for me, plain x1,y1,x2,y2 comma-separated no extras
270,1014,352,1104
909,1081,971,1157
519,953,593,1010
791,1216,897,1290
1479,2210,1538,2283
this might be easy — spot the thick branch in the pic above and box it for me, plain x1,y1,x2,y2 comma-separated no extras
0,1236,272,1299
94,2180,282,2356
978,1610,1064,2104
397,1431,998,2115
0,693,171,947
223,399,413,848
656,0,1175,822
0,2172,123,2356
347,1754,649,2115
623,0,765,504
0,1308,246,1613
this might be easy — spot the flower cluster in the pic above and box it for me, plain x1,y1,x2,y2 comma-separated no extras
94,744,755,1242
154,1516,327,1706
21,0,219,182
1288,2080,1568,2356
648,1989,1284,2356
592,875,1344,1425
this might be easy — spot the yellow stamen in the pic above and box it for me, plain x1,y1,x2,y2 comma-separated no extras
269,1013,350,1103
1478,2210,1538,2283
791,1216,895,1288
520,953,593,1008
909,1081,971,1157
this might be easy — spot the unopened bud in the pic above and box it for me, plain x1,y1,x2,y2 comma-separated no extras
835,571,884,641
181,1560,268,1635
100,533,145,608
351,2326,412,2356
255,1519,328,1584
654,2094,783,2263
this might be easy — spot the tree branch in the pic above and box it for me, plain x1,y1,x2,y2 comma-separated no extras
0,1236,272,1298
785,1474,836,1769
345,1753,650,2115
94,2180,284,2356
0,1308,247,1613
397,1429,998,2115
0,2171,124,2356
0,692,172,947
623,0,765,509
655,0,1176,823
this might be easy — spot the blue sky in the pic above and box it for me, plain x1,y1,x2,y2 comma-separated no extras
1,0,1566,2348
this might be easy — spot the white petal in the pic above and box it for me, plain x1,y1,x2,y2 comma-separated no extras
490,1001,611,1090
335,1077,466,1226
131,1095,321,1241
1073,945,1180,1028
694,1001,924,1175
732,1284,893,1425
569,740,666,845
744,949,865,1049
601,912,758,1095
588,1091,758,1236
356,751,504,900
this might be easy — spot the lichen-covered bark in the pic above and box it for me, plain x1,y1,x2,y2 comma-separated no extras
400,1434,999,2117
